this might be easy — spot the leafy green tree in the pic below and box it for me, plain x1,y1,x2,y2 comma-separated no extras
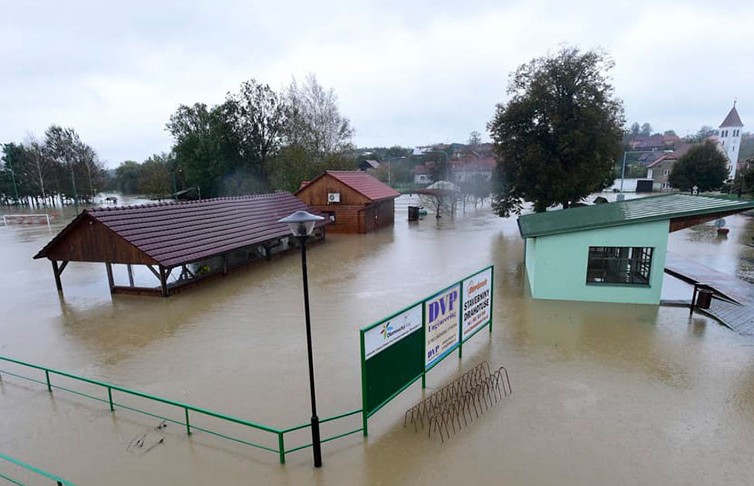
166,103,237,198
468,131,482,146
139,153,173,198
663,130,677,137
267,146,355,193
115,160,143,194
731,162,754,196
223,79,286,192
630,122,640,137
640,123,652,137
668,140,729,192
43,125,104,203
488,46,624,215
687,126,716,142
738,134,754,162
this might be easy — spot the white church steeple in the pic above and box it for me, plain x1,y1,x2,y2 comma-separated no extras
718,101,744,180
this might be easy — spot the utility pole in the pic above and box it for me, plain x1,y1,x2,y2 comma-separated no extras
6,148,20,204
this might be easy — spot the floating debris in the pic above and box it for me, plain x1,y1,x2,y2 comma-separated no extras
126,420,167,455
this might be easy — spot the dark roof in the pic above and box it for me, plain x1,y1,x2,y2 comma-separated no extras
720,105,744,128
35,193,325,267
646,144,695,168
298,171,400,201
518,194,754,238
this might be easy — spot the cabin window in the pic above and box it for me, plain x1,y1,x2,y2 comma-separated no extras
586,246,653,285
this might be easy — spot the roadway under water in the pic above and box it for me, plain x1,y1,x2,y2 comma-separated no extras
1,195,754,485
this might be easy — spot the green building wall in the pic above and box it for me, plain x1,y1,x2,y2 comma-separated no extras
524,220,670,304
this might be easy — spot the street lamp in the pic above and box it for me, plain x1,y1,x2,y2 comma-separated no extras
278,210,325,468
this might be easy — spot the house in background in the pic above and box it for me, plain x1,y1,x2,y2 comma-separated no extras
517,194,754,305
414,164,431,185
450,152,496,184
646,144,694,191
295,171,400,234
359,159,380,172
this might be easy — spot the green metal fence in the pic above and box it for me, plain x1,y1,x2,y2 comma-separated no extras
0,356,361,465
0,451,76,485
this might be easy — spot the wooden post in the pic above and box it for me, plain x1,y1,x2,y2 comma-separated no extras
127,264,135,287
159,266,169,297
222,255,228,275
51,260,63,292
105,263,114,291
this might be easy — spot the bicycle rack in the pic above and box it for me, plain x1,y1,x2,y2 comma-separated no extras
404,361,512,442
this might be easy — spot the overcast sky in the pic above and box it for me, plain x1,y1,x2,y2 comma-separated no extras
2,0,752,167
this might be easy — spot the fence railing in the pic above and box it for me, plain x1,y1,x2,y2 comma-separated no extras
0,451,76,486
0,356,361,465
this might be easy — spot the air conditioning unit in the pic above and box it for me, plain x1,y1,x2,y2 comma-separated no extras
327,193,341,203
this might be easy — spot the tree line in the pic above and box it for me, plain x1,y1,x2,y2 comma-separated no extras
1,74,357,205
150,74,355,199
1,126,106,206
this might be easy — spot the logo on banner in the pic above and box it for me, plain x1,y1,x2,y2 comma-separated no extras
380,323,393,339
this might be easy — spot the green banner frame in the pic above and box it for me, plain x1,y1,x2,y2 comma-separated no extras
359,265,494,435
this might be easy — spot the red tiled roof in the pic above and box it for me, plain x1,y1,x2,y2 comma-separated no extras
300,171,400,201
35,193,325,267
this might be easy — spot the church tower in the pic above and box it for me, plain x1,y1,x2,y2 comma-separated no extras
718,102,744,180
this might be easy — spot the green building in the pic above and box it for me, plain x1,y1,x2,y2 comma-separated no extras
517,194,754,304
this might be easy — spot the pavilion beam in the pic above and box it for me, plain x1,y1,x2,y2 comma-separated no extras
51,260,68,292
159,266,169,297
146,265,161,280
105,263,114,292
127,264,135,287
222,255,228,275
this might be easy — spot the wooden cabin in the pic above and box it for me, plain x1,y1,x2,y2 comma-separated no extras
295,171,400,234
34,193,327,297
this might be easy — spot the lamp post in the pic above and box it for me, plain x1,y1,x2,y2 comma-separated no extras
278,210,325,468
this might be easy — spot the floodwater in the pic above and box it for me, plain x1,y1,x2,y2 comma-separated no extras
1,195,754,485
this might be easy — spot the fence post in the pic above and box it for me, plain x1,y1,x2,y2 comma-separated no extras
45,370,52,392
184,408,191,435
107,387,114,412
278,432,286,464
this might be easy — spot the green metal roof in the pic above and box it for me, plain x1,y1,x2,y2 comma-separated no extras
517,194,754,238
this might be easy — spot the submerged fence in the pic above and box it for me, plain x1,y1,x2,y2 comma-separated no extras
0,356,361,465
0,451,76,486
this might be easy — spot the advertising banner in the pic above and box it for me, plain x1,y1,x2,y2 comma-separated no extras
424,284,461,368
461,267,493,339
364,304,423,360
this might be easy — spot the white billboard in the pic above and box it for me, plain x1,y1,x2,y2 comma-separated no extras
424,284,461,368
461,267,492,339
363,304,423,360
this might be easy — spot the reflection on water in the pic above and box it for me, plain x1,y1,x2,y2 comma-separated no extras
2,197,754,484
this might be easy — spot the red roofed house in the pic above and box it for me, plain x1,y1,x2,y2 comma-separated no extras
295,171,400,234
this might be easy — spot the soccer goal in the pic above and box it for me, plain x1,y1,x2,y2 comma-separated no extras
2,214,52,231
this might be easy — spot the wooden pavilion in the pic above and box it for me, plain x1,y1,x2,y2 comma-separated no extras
34,193,327,297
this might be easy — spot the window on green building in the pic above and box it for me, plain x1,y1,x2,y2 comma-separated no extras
586,246,653,285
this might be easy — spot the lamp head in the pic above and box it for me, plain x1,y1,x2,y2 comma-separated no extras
279,210,324,237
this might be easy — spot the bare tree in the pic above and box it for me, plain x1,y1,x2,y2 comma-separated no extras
283,74,354,161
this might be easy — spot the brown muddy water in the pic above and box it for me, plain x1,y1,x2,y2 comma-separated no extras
1,195,754,485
